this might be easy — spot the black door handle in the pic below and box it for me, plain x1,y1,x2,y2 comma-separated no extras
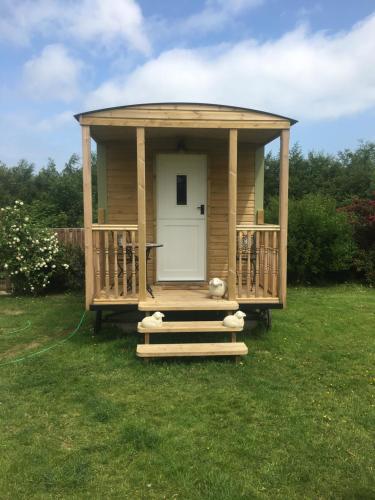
197,204,205,215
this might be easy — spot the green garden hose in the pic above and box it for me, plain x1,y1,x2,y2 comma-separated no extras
0,320,32,336
0,311,86,367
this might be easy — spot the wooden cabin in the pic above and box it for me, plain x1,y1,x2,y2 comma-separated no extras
75,103,296,359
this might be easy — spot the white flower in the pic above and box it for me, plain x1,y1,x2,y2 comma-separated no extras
4,263,8,269
24,217,29,222
52,264,56,269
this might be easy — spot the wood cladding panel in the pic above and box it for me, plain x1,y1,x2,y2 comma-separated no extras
105,139,255,284
87,107,287,122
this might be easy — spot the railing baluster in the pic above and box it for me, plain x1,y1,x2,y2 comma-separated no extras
263,231,269,297
113,230,119,298
260,231,265,290
131,230,136,296
95,230,101,298
271,231,275,296
246,230,251,296
104,230,110,297
237,230,243,297
122,230,127,297
255,231,260,297
272,231,278,297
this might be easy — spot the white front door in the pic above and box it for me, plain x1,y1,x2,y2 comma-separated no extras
156,154,207,281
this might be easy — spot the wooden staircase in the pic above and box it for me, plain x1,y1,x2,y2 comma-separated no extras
136,320,248,360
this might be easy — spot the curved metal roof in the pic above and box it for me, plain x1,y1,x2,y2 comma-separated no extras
74,102,298,124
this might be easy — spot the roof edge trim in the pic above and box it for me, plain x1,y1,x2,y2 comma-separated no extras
74,102,298,125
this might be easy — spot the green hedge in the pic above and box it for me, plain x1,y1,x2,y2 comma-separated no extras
267,194,354,283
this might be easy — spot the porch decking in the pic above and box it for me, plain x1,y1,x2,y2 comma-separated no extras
138,287,239,311
92,285,279,311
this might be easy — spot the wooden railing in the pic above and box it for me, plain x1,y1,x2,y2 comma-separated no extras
236,224,280,299
92,224,138,300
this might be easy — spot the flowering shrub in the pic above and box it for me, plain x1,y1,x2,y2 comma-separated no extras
0,200,69,294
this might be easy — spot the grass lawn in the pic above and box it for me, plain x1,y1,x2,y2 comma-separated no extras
0,285,374,499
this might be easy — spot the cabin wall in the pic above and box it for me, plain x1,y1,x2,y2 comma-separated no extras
98,137,256,282
254,146,265,214
96,143,107,221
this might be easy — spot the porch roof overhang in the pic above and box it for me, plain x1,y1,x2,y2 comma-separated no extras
74,102,297,147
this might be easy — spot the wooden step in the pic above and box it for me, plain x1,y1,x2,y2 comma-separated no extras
138,300,239,312
137,320,243,334
137,342,248,358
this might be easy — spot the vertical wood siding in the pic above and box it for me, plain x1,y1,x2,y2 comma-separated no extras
103,138,255,283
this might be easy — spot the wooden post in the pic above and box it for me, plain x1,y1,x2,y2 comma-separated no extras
82,125,94,310
279,129,290,306
137,127,147,301
98,208,105,224
228,129,238,301
256,209,264,225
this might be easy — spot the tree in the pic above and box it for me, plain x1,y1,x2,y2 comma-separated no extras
340,195,375,285
264,141,375,207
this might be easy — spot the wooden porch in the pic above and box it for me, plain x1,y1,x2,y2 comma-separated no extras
89,224,281,308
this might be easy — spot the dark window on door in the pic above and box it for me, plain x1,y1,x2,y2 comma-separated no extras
176,175,187,205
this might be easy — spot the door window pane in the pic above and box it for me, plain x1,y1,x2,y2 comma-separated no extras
176,175,187,205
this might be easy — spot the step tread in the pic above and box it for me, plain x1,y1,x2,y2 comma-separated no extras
137,342,248,358
138,300,239,312
137,320,243,333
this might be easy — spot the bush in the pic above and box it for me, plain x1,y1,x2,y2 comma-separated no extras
50,244,85,291
0,201,69,294
267,194,354,283
340,196,375,285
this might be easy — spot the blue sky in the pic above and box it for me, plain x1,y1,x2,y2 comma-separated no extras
0,0,374,169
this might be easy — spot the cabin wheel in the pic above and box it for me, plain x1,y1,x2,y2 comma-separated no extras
259,309,272,330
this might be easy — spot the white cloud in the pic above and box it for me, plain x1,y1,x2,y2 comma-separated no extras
23,44,82,102
181,0,264,33
0,0,150,54
0,0,60,45
67,0,150,54
86,13,375,120
35,110,74,131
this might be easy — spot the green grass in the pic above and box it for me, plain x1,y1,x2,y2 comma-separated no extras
0,285,374,499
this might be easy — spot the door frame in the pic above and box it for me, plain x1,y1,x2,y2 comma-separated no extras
153,152,208,282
